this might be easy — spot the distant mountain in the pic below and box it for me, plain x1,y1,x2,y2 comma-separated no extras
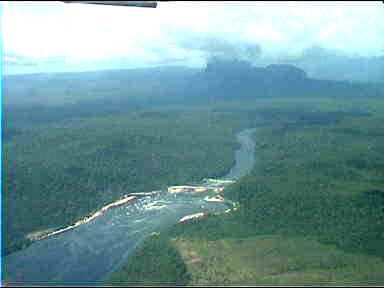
5,61,383,124
260,46,384,84
183,59,383,102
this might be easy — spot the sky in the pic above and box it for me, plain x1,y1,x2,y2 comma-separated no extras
1,1,384,74
0,2,2,284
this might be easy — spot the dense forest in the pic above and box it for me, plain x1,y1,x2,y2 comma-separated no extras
3,61,384,285
107,98,384,285
4,106,240,255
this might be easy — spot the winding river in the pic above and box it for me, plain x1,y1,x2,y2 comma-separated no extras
5,128,256,286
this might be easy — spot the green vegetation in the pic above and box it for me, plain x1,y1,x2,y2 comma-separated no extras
106,98,384,286
5,67,384,284
166,235,384,285
4,67,200,108
4,106,239,255
107,234,191,286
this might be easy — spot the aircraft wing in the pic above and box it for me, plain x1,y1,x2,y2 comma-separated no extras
62,1,158,8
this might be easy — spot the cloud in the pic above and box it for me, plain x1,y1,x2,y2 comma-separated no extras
5,59,37,66
268,45,384,83
178,37,262,63
4,51,71,66
2,1,384,73
4,53,38,66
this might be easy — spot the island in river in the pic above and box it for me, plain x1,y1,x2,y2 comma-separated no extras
4,128,256,286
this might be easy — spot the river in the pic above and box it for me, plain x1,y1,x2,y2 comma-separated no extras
4,128,256,286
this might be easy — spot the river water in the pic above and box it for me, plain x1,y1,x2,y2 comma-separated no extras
4,128,256,286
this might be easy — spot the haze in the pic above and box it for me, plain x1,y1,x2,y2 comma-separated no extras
2,1,383,81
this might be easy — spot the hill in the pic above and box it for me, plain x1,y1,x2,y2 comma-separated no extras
185,59,383,102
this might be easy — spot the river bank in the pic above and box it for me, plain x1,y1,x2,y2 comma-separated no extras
106,99,384,286
5,128,257,286
27,196,138,241
27,178,237,242
23,129,255,245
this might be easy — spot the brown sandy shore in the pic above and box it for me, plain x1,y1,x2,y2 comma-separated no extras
26,180,236,242
23,130,253,245
27,181,236,240
27,195,140,241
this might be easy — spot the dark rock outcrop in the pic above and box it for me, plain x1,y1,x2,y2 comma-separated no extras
184,59,382,101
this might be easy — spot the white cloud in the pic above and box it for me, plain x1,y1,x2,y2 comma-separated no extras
2,0,383,70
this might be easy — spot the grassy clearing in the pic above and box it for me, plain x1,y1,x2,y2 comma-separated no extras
106,97,384,286
222,100,384,260
170,235,384,285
